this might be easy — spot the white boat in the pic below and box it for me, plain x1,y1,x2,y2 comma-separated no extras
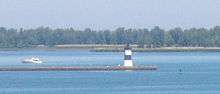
22,58,43,64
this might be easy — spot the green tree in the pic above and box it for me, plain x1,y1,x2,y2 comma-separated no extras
150,26,165,47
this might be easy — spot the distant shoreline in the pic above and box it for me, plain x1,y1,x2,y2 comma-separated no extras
1,44,220,52
91,47,220,52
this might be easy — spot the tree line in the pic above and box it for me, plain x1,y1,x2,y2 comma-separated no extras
0,26,220,48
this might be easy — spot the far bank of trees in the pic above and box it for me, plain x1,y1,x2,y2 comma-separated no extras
1,26,220,48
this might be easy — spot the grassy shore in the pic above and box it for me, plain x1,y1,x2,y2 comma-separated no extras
91,47,220,52
1,44,220,52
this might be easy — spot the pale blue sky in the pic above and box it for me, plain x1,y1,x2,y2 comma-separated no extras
0,0,220,30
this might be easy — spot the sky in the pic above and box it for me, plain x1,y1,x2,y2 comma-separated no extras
0,0,220,30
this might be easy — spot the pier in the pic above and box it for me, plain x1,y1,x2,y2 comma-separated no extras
0,66,157,71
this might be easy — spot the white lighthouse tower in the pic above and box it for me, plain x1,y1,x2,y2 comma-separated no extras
124,44,134,67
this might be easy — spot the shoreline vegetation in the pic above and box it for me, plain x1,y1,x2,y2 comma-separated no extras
1,26,220,52
1,44,220,52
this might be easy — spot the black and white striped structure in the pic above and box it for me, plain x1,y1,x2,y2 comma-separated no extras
124,44,134,67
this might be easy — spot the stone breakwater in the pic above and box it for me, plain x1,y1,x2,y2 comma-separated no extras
0,66,157,71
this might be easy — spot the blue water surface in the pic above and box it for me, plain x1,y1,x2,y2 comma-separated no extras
0,51,219,94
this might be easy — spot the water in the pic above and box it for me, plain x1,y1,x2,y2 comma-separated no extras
0,51,220,94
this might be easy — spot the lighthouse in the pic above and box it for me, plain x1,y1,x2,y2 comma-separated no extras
124,44,134,67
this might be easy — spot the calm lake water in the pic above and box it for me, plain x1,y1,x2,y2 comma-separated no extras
0,50,220,94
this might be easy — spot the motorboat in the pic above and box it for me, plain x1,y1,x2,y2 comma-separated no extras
22,57,43,64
